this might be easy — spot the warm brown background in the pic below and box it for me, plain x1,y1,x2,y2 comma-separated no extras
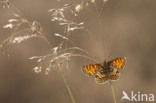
0,0,156,103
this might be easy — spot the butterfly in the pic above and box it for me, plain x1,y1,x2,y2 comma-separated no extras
82,57,126,84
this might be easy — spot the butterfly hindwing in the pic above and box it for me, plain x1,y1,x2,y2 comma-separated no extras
109,72,120,80
82,64,102,76
109,68,120,80
95,69,108,83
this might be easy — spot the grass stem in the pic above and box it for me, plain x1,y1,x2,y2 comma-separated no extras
58,67,76,103
109,82,117,103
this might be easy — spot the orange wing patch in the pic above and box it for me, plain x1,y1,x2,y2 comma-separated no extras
109,71,120,80
82,64,101,76
109,57,126,70
95,76,108,83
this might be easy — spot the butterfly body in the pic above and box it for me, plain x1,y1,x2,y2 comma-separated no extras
82,57,126,84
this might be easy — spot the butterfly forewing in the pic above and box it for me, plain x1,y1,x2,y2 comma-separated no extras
82,64,102,76
108,57,126,70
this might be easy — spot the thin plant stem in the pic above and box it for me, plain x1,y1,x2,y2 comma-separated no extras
57,66,76,103
98,3,105,18
55,40,76,103
93,4,118,103
109,81,117,103
85,3,117,103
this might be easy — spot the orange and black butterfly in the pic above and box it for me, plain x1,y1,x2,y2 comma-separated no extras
82,57,126,84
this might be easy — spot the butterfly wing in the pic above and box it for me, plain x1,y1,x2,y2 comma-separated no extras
108,57,126,70
109,68,120,80
95,69,108,83
108,57,126,81
82,64,102,76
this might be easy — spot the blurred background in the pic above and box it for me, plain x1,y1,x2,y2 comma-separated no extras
0,0,156,103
